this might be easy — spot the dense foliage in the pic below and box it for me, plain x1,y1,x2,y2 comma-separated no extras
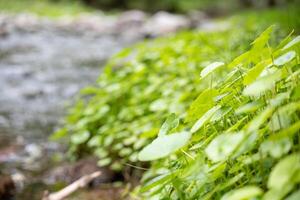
54,7,300,200
54,21,263,170
135,26,300,199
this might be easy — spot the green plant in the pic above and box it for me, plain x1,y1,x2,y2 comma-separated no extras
53,7,299,199
136,26,300,199
54,7,297,172
54,23,260,170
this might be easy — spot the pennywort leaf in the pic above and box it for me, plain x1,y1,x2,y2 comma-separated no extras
243,70,282,96
221,186,263,200
138,131,191,161
205,132,244,162
274,51,296,66
283,35,300,50
268,153,300,189
200,62,225,78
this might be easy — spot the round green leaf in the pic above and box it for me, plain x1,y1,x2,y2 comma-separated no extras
243,70,282,96
138,131,191,161
268,153,300,189
283,36,300,50
200,62,225,78
70,131,90,144
221,186,263,200
205,132,244,162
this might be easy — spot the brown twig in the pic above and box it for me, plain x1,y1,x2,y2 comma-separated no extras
42,171,101,200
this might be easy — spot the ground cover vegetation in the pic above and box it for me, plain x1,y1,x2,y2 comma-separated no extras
135,25,300,200
53,6,300,200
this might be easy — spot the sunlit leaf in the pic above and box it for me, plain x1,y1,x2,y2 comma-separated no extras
149,99,168,111
269,92,290,106
243,70,282,96
263,185,293,200
235,101,263,114
260,138,292,158
50,128,67,140
200,62,225,78
205,132,244,162
283,35,300,50
87,135,101,147
70,131,90,144
210,107,231,122
138,131,191,161
221,186,262,200
268,153,300,189
97,157,112,167
274,51,296,66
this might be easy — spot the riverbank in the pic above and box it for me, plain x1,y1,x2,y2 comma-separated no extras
0,10,206,199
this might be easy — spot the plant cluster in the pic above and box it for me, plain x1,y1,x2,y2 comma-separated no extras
54,9,300,200
136,26,300,199
54,23,259,170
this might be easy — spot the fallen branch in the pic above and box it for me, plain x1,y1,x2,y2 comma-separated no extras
42,171,101,200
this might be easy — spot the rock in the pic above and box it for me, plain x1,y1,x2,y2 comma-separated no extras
0,27,8,37
113,10,148,39
197,20,231,32
24,143,43,159
22,85,44,99
0,145,19,163
0,135,20,163
69,14,117,35
11,172,26,191
143,11,191,37
0,115,9,128
14,143,45,171
0,174,15,200
188,10,208,28
13,13,42,32
117,10,147,28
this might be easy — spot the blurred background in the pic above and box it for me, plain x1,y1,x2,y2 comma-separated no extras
0,0,299,200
